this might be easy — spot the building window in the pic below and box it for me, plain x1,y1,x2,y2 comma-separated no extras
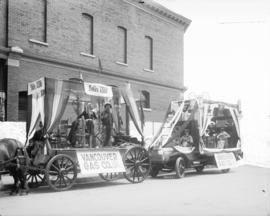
145,36,153,71
18,91,27,121
82,13,94,55
30,0,47,43
141,90,150,109
117,26,127,64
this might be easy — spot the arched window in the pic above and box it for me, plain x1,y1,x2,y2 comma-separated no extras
82,13,94,55
145,36,153,70
117,26,127,64
141,90,150,109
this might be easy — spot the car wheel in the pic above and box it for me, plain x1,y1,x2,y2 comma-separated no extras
175,157,185,178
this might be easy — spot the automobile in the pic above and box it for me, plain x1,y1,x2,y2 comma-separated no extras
148,98,243,178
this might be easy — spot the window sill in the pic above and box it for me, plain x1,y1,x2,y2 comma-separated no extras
143,68,154,73
80,52,95,58
143,108,152,112
29,39,48,47
116,61,128,67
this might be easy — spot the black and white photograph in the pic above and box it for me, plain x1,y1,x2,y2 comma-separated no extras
0,0,269,215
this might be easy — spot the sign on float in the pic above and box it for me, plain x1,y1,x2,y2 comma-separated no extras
76,151,126,175
214,152,237,169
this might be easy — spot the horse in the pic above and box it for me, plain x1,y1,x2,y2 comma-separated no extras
0,138,29,195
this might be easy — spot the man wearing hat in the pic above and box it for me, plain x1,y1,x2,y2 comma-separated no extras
101,102,113,147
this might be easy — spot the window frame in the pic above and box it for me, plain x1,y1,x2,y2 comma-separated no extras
145,35,153,71
82,13,94,55
117,26,127,64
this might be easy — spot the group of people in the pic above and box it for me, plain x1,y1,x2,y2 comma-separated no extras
68,102,114,148
172,122,231,149
203,122,231,149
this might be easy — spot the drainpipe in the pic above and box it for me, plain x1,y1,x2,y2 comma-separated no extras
5,0,9,48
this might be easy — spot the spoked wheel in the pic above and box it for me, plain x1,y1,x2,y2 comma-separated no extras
195,165,204,174
175,157,185,178
123,146,151,183
45,154,77,191
99,172,122,181
26,170,46,188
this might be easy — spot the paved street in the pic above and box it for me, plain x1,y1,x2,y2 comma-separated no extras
0,165,270,216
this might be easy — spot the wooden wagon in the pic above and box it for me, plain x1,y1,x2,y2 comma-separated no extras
24,77,150,191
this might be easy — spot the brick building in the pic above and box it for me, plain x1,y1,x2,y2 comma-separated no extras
0,0,190,136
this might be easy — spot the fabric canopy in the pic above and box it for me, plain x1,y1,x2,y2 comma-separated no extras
26,78,70,147
149,101,185,148
121,84,143,138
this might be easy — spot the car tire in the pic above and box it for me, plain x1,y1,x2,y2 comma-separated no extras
175,157,185,178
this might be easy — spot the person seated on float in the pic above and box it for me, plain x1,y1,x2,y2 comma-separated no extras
208,121,217,136
217,127,230,149
203,129,217,148
27,121,45,165
179,129,194,147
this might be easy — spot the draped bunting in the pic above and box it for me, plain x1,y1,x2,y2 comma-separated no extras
111,87,121,133
26,89,45,143
149,104,172,148
26,78,70,147
150,98,241,153
44,78,70,134
120,84,143,138
229,107,241,148
150,101,185,148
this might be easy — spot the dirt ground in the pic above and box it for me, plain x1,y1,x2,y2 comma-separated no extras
0,165,270,216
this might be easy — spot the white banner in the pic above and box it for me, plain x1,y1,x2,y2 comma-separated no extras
215,152,237,169
28,77,45,95
76,151,126,175
84,82,113,98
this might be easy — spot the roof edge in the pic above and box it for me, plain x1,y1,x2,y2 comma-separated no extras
129,0,192,31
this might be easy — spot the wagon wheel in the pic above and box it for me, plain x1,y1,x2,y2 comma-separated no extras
45,154,77,191
99,172,122,181
26,170,46,188
175,157,185,178
123,146,151,183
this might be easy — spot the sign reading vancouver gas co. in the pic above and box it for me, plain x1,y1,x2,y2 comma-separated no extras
76,151,126,175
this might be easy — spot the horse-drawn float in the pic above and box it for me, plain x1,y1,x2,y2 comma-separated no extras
1,77,150,192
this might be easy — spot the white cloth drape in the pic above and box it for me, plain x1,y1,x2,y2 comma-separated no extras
150,102,185,148
26,93,44,144
229,107,240,138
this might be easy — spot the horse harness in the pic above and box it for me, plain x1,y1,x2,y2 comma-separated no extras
0,147,29,170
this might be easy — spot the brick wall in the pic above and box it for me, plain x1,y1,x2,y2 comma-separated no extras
7,58,180,121
8,0,185,87
6,0,188,122
0,0,6,46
